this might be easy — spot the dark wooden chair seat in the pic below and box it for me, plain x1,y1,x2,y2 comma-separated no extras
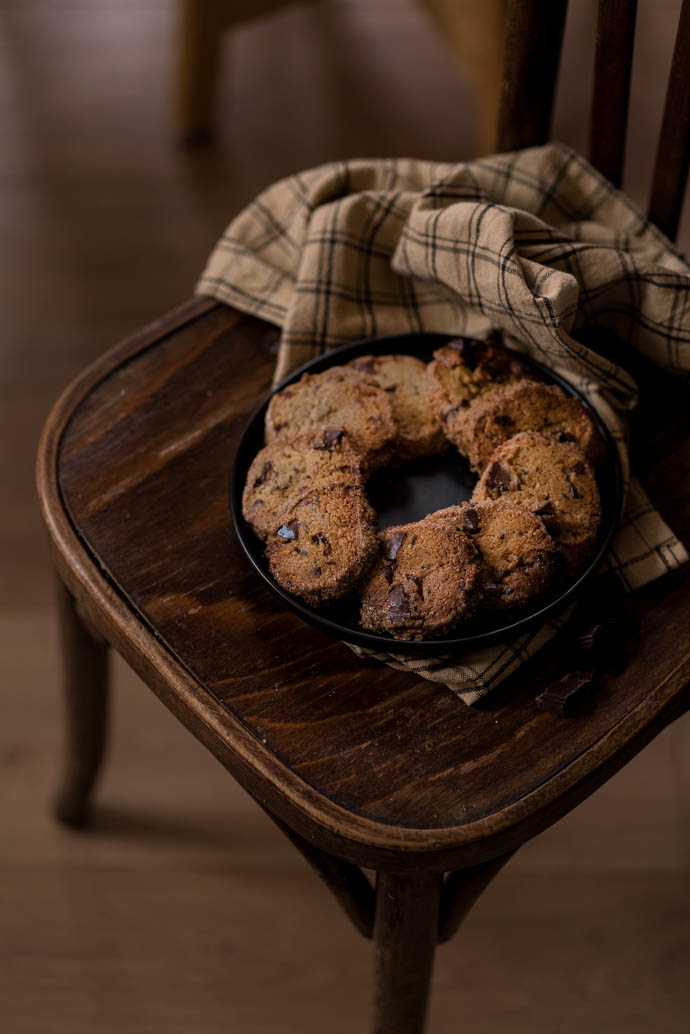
36,2,690,1030
40,296,690,869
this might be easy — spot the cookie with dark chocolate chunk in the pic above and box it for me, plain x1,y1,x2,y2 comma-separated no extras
359,517,480,640
265,484,378,605
264,367,397,471
426,335,535,453
348,354,445,460
460,381,606,473
431,500,557,609
472,432,601,575
242,428,364,540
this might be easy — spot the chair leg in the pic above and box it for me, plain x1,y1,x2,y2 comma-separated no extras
371,870,444,1034
53,577,110,829
175,0,225,143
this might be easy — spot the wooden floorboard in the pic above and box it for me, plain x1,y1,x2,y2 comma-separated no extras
2,1,688,1031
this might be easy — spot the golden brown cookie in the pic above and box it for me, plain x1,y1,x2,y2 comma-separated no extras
265,483,378,606
431,501,557,609
427,335,534,453
242,428,364,540
358,517,480,640
264,367,397,471
461,381,606,473
348,354,445,460
472,432,601,575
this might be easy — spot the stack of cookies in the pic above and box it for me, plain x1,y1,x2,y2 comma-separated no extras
241,337,605,640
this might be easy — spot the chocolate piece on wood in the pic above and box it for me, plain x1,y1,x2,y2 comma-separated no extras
535,673,595,717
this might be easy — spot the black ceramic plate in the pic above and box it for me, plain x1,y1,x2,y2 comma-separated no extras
230,333,624,655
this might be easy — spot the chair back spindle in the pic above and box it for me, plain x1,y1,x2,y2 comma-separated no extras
649,0,690,241
497,0,689,243
496,0,569,153
589,0,638,188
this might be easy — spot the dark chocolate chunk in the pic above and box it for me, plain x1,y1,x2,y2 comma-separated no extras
383,384,398,392
535,673,594,717
312,566,322,576
253,461,273,488
556,430,576,443
277,520,300,540
486,461,512,493
568,481,581,499
311,532,332,556
535,501,555,517
446,337,481,370
385,530,408,561
356,359,378,375
389,584,412,622
381,564,395,585
571,460,587,475
463,507,481,534
314,427,345,450
494,413,515,428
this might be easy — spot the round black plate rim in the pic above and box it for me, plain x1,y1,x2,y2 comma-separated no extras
229,332,624,656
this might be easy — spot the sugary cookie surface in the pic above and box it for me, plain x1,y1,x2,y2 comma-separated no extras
472,431,601,575
265,483,378,606
242,428,363,540
359,518,480,640
348,354,445,461
264,367,397,471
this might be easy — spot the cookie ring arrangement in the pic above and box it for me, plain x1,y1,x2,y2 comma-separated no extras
236,334,615,644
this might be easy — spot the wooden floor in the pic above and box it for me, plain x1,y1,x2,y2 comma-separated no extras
2,1,689,1031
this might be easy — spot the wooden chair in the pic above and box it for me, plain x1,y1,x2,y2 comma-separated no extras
37,2,690,1031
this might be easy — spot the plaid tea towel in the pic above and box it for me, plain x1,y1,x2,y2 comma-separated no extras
197,143,688,705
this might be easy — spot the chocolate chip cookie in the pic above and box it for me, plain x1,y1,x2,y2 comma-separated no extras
427,335,534,453
472,432,601,574
265,483,378,605
348,354,445,460
265,367,397,471
431,500,557,609
242,428,364,540
359,518,481,640
461,381,606,473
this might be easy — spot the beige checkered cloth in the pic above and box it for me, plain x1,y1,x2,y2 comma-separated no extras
198,143,688,704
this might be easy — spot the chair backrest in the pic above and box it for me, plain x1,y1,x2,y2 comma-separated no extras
496,0,690,242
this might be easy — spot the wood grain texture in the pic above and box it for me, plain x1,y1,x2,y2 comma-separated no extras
36,300,690,872
589,0,637,187
649,0,690,239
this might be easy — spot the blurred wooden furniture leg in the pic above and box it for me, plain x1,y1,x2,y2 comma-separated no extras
176,0,227,143
175,0,307,144
54,578,109,829
372,872,443,1034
